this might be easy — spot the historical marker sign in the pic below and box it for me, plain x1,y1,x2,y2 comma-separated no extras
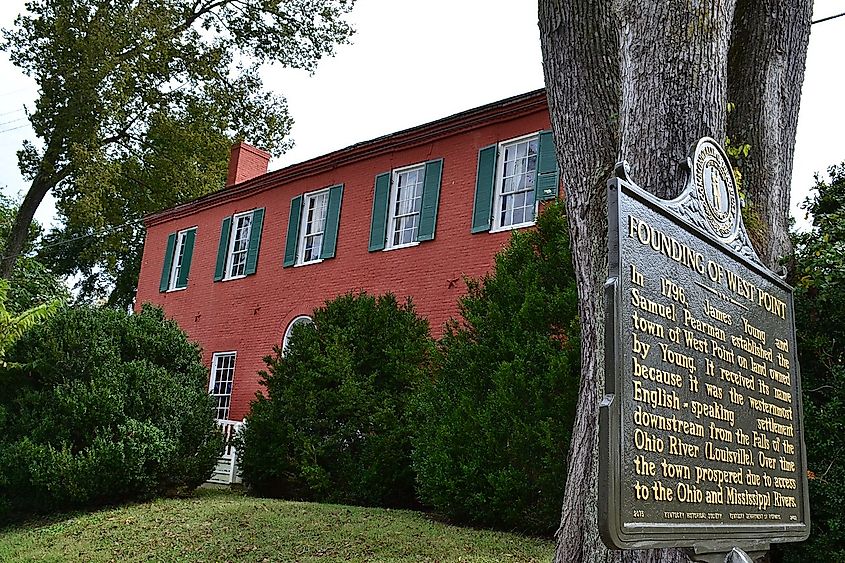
600,139,810,551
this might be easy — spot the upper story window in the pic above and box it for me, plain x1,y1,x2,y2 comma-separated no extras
283,185,344,268
159,227,197,293
227,211,253,278
282,315,314,355
300,190,330,264
213,208,265,282
494,135,538,230
209,352,236,421
387,164,425,249
471,130,559,234
368,159,443,252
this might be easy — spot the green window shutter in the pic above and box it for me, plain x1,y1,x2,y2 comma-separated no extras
535,130,560,201
214,216,232,281
244,208,264,276
417,159,443,242
368,172,391,251
320,185,344,259
159,232,177,292
283,195,303,267
471,145,497,233
175,228,196,289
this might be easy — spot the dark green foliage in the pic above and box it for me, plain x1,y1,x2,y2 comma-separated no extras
1,0,355,303
0,305,220,520
7,258,69,315
412,201,580,535
777,164,845,561
0,195,68,314
238,292,433,508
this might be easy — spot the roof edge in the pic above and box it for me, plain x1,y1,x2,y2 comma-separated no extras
145,88,548,227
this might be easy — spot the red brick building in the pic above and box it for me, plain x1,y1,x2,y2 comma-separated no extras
135,89,558,422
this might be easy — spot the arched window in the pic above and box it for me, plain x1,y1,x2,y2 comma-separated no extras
282,315,313,355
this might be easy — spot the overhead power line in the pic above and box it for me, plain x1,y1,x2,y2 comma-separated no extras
813,11,845,24
0,217,144,263
0,88,31,98
0,116,27,127
0,107,25,118
0,124,30,134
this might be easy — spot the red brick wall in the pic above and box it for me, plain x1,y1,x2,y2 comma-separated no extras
136,106,551,420
226,142,271,187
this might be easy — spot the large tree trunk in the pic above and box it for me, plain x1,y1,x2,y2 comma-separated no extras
0,134,66,280
1,176,54,279
539,1,619,561
541,1,744,562
618,0,736,199
727,0,813,270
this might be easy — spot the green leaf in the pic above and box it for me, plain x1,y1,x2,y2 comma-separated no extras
3,0,356,306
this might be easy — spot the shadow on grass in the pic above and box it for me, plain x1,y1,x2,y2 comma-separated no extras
0,485,239,533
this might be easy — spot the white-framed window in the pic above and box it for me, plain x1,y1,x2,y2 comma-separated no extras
209,352,236,421
492,133,539,231
225,211,253,279
297,189,330,265
214,208,264,282
282,315,314,355
385,163,425,249
160,226,196,293
167,228,192,291
368,160,442,252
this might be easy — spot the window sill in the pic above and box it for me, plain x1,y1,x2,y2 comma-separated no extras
166,286,188,293
490,220,535,234
222,274,247,282
383,241,421,252
294,258,324,268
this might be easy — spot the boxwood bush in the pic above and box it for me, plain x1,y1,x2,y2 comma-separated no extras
411,201,580,534
237,292,433,508
0,305,220,520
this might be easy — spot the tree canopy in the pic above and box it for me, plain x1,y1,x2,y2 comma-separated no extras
0,0,356,305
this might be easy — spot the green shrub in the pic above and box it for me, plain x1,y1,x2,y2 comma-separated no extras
411,201,580,535
238,292,433,508
777,164,845,561
0,304,220,520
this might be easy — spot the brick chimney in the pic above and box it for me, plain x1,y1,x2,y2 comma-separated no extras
226,141,271,187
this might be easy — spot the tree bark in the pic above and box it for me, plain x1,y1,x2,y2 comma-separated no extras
0,132,68,280
618,0,736,198
0,175,52,279
539,1,619,561
541,1,746,562
727,0,813,270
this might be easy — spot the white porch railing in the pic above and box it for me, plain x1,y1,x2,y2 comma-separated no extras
207,418,244,485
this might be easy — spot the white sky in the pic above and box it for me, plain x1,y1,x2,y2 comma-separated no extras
0,0,842,232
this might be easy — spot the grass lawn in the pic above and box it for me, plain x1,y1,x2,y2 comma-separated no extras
0,488,553,562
